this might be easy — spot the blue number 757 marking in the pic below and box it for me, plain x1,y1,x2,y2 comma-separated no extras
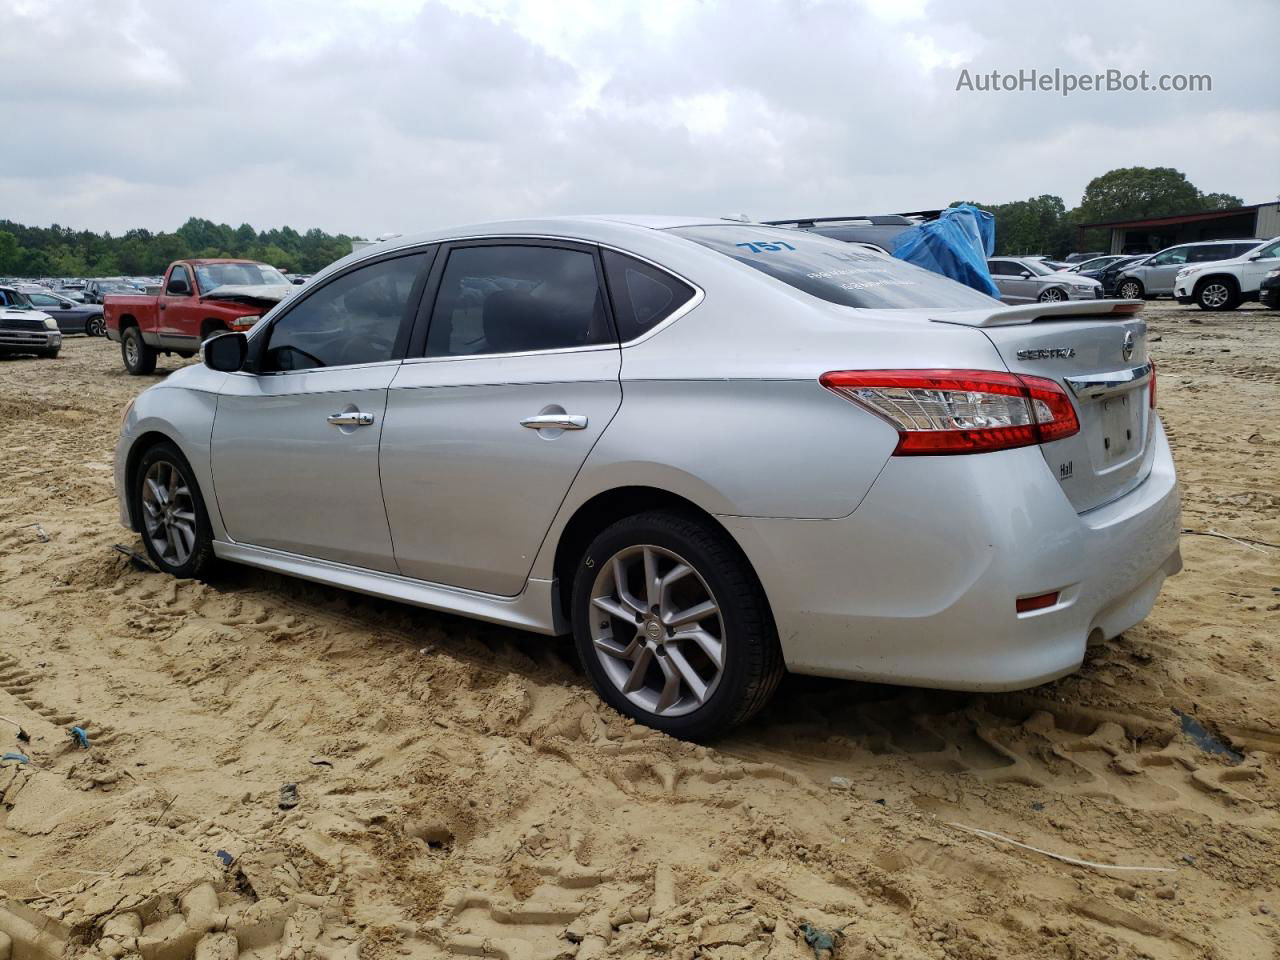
735,240,795,253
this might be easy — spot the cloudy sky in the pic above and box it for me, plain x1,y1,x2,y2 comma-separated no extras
1,0,1276,237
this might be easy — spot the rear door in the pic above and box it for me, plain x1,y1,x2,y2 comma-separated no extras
380,239,622,596
976,312,1152,512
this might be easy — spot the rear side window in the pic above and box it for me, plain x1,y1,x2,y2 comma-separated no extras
602,250,695,341
425,245,612,357
669,225,997,309
262,253,427,372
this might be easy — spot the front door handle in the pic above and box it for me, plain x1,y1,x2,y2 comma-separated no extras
327,412,375,427
520,414,587,431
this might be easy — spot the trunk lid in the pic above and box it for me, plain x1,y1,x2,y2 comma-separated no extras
934,301,1153,513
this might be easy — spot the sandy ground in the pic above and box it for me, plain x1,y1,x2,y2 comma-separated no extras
1,299,1277,960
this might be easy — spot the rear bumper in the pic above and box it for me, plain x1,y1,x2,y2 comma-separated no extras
721,420,1182,691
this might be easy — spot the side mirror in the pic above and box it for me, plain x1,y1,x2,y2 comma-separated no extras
167,280,190,295
1019,271,1033,279
1249,253,1264,261
202,332,248,372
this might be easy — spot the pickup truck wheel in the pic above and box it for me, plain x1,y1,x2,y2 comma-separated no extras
133,442,216,579
1195,278,1239,311
122,326,157,375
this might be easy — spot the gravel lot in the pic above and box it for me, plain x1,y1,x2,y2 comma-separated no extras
1,300,1277,960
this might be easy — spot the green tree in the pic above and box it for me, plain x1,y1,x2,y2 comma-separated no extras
0,230,20,274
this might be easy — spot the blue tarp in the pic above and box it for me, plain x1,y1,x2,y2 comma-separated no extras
891,205,999,298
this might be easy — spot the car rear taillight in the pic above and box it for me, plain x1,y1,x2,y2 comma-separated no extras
1148,359,1157,409
820,369,1080,455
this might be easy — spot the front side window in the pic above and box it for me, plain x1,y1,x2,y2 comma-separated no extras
167,265,193,295
28,293,58,306
1150,248,1188,266
987,260,1018,277
602,250,695,341
262,253,427,372
425,245,611,357
669,225,997,309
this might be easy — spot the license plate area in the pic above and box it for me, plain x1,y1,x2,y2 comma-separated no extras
1090,387,1145,468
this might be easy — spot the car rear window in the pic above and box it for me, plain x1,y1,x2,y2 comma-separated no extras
668,225,997,309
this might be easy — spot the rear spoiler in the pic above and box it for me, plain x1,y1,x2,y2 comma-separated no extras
932,299,1143,328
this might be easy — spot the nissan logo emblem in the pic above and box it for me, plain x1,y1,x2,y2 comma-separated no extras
1122,331,1135,362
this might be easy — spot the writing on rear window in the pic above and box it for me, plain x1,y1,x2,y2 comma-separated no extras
734,240,796,253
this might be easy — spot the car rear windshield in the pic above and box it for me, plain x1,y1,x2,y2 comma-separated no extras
667,225,997,309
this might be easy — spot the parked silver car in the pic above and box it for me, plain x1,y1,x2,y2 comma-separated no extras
987,257,1103,303
114,217,1182,738
1112,239,1265,301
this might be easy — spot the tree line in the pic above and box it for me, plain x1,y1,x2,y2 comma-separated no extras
0,217,361,278
0,167,1258,277
955,166,1247,258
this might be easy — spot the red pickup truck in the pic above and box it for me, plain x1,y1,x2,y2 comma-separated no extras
105,259,293,374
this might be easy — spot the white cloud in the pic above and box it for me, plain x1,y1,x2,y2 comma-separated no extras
0,0,1275,236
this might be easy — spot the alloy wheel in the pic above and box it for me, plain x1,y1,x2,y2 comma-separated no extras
1201,283,1229,308
588,544,725,717
1119,281,1140,299
140,460,198,567
1040,287,1066,302
125,335,139,366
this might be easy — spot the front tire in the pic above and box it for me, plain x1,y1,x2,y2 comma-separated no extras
1037,287,1067,303
132,442,216,578
1195,278,1239,311
122,326,157,375
1117,279,1144,300
38,348,60,359
571,511,784,740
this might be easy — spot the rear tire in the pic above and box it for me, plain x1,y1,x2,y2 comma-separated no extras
86,316,105,337
1117,279,1144,300
132,441,216,579
122,326,157,375
1195,278,1239,311
571,510,784,741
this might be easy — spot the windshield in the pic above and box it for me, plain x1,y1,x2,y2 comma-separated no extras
0,289,34,309
1019,259,1056,276
668,225,998,309
195,262,288,293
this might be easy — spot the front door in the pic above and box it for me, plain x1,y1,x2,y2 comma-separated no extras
380,241,622,596
158,264,203,351
1141,247,1189,294
989,259,1036,303
210,250,432,571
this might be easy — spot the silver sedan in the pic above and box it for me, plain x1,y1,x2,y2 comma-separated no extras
115,217,1181,739
988,256,1103,303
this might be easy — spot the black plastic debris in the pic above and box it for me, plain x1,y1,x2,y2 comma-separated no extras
1174,709,1244,764
278,783,300,810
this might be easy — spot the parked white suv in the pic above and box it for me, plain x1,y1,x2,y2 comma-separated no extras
1173,236,1280,311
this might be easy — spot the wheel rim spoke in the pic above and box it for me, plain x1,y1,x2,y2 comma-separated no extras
643,546,661,610
665,598,717,629
665,646,708,705
611,556,645,616
654,656,682,712
622,645,654,693
674,626,723,669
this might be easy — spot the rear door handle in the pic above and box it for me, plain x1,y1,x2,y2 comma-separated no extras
327,412,376,427
520,414,587,430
